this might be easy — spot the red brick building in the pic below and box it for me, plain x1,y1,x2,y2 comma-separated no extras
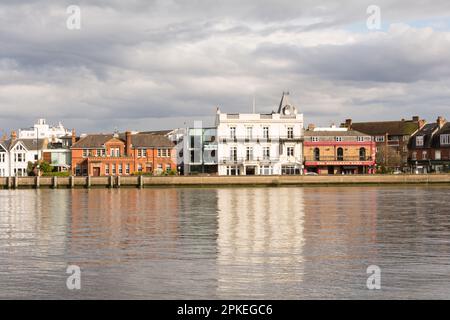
304,126,376,175
71,132,176,176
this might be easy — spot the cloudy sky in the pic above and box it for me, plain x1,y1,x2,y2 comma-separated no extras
1,0,450,135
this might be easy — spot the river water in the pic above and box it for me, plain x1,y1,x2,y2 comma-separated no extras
0,186,449,299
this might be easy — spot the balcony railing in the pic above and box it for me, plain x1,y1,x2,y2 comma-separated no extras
219,136,303,143
219,157,281,164
304,156,373,162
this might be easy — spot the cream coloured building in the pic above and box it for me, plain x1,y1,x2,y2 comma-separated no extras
215,92,304,175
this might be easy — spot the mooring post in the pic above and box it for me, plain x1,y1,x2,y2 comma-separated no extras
70,176,75,188
109,175,114,188
139,175,143,188
14,176,19,189
87,176,91,188
117,176,121,188
35,176,40,189
53,176,58,189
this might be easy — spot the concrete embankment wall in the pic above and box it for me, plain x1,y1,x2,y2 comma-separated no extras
1,174,450,189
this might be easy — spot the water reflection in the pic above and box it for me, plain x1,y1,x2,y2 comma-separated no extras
0,186,449,299
217,188,305,298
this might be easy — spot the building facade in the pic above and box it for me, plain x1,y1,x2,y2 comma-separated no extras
180,126,218,175
18,119,71,142
216,92,304,176
408,116,450,173
304,126,376,175
71,131,176,176
342,116,425,171
0,131,46,176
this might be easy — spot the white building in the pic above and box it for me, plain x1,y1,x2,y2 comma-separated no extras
216,92,304,176
0,132,46,177
18,119,71,142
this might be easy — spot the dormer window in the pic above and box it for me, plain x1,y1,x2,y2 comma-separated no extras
416,136,424,147
441,134,450,145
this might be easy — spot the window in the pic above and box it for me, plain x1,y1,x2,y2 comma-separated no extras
435,150,441,160
230,147,237,161
259,166,272,175
166,164,171,172
337,148,344,161
263,147,270,160
359,148,366,161
375,136,385,142
138,164,143,172
246,147,253,161
230,127,236,139
105,164,109,175
142,149,147,157
118,164,123,174
412,152,417,160
158,149,169,157
101,149,106,157
263,127,269,139
357,136,365,142
138,149,142,157
422,151,427,160
335,136,343,142
441,134,450,145
287,127,294,139
311,137,319,142
416,136,424,147
287,147,294,157
246,127,253,140
126,164,130,174
83,149,88,158
0,153,5,162
112,164,116,175
314,148,320,161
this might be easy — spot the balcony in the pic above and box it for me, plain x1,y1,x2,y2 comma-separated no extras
219,157,280,164
218,136,302,143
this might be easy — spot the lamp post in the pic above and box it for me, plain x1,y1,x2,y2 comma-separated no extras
36,127,40,176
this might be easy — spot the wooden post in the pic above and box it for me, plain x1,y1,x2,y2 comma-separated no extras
117,176,121,188
110,175,114,188
70,176,75,188
139,175,143,188
53,176,58,189
7,177,11,189
35,176,40,189
14,176,19,189
87,176,91,188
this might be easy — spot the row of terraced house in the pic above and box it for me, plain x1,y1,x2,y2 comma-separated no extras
1,93,449,177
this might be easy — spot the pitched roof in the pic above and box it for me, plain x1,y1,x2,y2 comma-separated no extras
72,134,116,148
304,129,369,137
130,133,174,148
433,122,450,148
409,123,439,149
2,138,47,151
351,120,421,136
72,133,174,148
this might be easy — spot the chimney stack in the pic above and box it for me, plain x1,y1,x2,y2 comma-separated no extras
307,123,316,131
126,131,132,156
71,129,76,145
412,116,419,122
344,119,352,129
11,131,17,141
437,116,446,128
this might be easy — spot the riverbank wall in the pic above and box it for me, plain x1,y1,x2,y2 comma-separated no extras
1,174,450,189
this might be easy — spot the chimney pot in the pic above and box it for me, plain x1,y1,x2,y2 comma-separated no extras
11,131,17,141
